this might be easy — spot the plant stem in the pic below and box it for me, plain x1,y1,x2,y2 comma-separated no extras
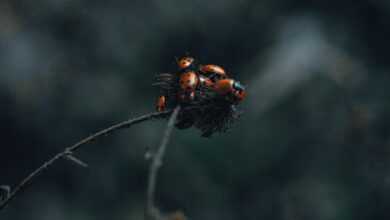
0,110,172,211
146,106,181,220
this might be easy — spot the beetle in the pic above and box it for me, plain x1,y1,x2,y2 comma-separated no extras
177,56,195,70
156,95,166,112
178,71,199,102
213,79,246,102
199,64,227,81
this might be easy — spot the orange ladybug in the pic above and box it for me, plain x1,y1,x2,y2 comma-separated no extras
179,71,199,91
199,64,227,80
156,95,166,112
177,56,195,70
178,71,199,102
214,79,246,102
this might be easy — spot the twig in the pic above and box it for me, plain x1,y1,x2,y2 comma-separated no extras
146,106,181,220
0,110,173,211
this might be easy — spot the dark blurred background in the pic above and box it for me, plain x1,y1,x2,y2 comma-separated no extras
1,0,390,219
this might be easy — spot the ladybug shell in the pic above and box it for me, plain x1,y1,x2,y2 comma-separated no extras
178,57,195,69
179,71,199,91
214,79,234,95
200,64,227,78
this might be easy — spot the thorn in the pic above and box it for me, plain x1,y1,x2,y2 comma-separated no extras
64,153,88,168
156,73,172,76
144,147,154,160
152,82,168,86
0,185,10,201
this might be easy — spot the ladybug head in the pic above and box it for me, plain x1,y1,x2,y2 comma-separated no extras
232,80,246,102
177,56,195,70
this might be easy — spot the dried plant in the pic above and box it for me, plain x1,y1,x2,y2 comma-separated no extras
0,110,172,211
1,63,245,219
145,106,181,220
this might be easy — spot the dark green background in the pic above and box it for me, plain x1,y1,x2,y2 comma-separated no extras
1,0,390,219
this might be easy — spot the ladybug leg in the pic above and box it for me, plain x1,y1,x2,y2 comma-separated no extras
234,90,246,101
177,91,186,102
156,95,166,112
189,91,195,100
177,90,196,103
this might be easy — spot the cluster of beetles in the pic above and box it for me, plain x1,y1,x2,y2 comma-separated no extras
154,56,246,137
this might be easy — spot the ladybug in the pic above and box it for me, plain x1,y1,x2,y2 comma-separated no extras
155,57,197,111
199,64,227,81
213,79,246,102
177,56,195,70
178,71,199,102
156,95,166,112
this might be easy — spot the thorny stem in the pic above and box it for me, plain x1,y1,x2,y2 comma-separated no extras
0,110,173,211
146,106,181,220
